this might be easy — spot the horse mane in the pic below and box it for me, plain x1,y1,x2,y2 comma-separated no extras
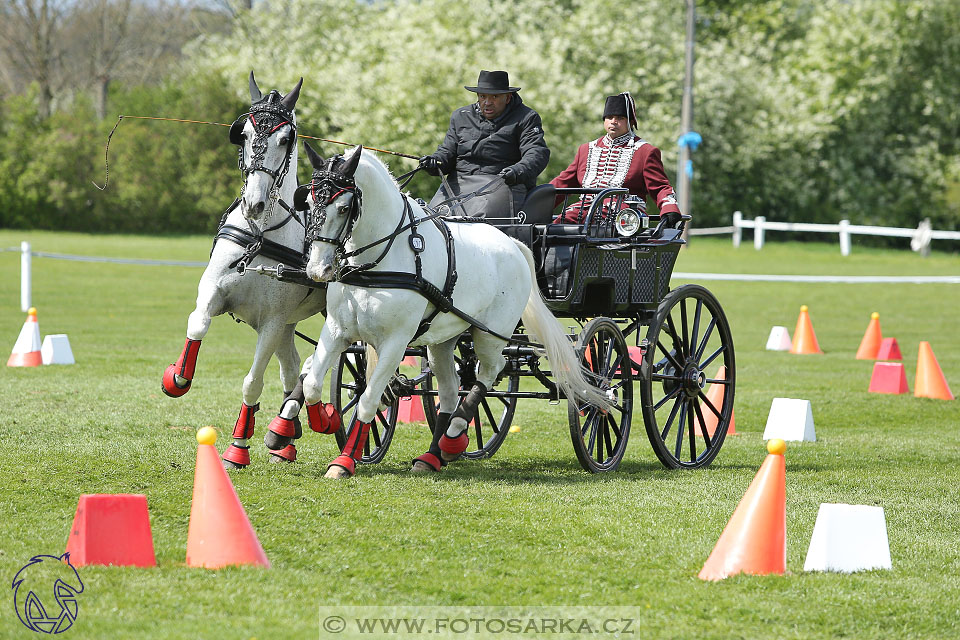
355,152,403,211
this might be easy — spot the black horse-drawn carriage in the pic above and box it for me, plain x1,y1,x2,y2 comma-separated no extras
326,182,735,473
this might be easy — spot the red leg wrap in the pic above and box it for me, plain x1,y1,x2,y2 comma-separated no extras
161,338,201,397
328,454,357,476
222,444,250,467
413,452,443,472
270,444,297,462
268,415,296,438
306,402,341,434
439,431,469,456
232,403,258,439
341,418,371,460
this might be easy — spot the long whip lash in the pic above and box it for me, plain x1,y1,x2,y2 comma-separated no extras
94,114,418,191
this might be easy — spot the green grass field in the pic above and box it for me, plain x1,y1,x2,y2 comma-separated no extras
1,231,958,639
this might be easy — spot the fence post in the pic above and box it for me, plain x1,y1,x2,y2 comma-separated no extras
732,211,742,248
754,216,765,250
21,241,31,312
839,219,850,256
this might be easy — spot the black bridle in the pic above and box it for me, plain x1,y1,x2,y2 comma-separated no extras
231,91,298,223
300,155,363,254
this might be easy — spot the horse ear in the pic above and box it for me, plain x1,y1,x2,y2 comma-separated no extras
281,77,303,111
249,70,262,102
294,185,309,211
304,141,324,169
342,144,362,177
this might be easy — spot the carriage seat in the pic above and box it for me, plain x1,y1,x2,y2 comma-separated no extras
517,183,557,224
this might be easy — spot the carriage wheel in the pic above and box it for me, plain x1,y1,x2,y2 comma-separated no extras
639,284,735,469
422,336,520,460
330,343,398,464
568,317,633,473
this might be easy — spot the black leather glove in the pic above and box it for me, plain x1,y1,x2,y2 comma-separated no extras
661,211,683,229
419,155,440,176
498,167,518,186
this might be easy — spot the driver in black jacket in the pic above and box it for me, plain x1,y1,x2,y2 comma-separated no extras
419,70,550,214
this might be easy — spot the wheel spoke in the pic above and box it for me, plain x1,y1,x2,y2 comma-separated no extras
693,398,713,449
697,390,723,420
659,393,684,438
602,336,616,375
481,399,499,433
680,297,690,357
585,411,600,456
687,402,697,462
674,400,688,458
651,373,682,382
690,298,703,358
665,314,684,358
695,317,717,361
656,340,684,373
653,385,682,411
344,355,363,383
370,422,382,448
699,344,726,371
473,414,485,450
602,420,614,462
606,412,622,440
342,393,360,414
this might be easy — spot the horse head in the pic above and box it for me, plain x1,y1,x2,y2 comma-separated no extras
231,71,303,226
300,142,362,282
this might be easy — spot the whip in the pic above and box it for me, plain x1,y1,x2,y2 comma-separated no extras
94,114,419,191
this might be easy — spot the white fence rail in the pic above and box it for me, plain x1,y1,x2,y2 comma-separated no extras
688,212,960,256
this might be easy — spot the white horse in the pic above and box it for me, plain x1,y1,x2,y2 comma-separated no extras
162,72,329,468
297,143,612,478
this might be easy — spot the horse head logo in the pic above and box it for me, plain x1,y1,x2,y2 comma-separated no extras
11,553,84,634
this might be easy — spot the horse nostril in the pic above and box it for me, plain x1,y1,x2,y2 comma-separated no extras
252,202,265,215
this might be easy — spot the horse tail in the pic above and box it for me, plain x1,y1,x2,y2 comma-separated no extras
512,240,614,413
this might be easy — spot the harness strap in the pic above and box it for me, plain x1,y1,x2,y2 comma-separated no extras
338,270,515,343
411,217,458,339
216,224,307,269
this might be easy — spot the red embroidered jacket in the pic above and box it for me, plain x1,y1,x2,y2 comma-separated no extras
549,133,680,223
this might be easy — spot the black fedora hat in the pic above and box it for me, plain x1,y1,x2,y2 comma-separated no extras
465,70,519,94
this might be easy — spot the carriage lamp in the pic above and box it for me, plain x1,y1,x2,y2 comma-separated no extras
615,208,642,237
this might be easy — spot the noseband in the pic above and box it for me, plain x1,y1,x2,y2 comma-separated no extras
302,156,362,251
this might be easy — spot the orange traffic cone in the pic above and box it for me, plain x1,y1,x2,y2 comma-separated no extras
790,305,823,354
855,312,882,360
694,365,736,437
699,439,787,580
914,342,954,401
397,395,426,423
186,428,270,569
7,307,42,367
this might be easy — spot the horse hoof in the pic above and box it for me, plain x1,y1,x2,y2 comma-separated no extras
263,429,292,451
161,364,191,398
324,465,351,479
222,458,246,470
438,432,468,462
412,452,443,472
269,444,297,463
325,455,356,478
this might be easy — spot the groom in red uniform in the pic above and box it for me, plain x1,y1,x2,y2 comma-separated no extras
550,92,682,227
